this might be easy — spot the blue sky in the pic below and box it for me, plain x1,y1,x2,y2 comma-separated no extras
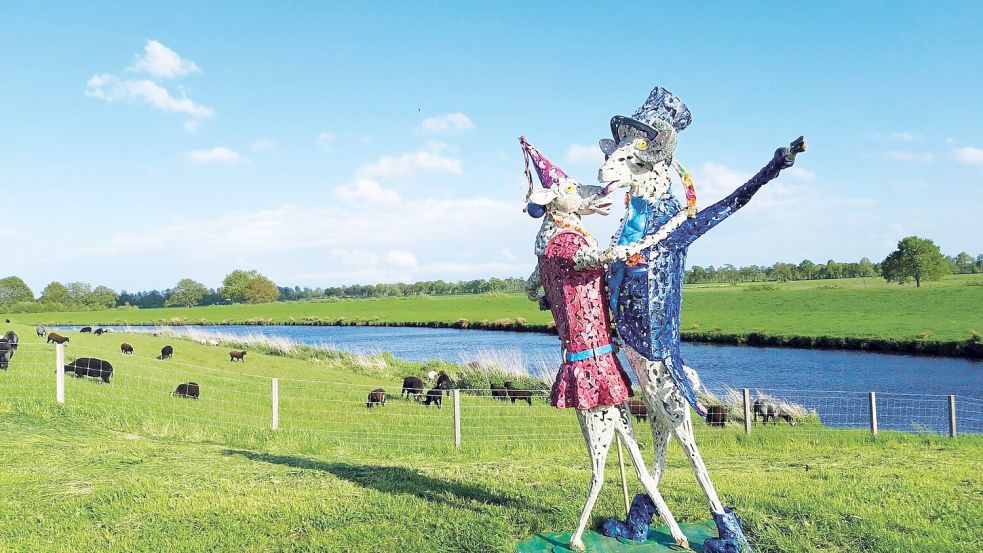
1,2,981,292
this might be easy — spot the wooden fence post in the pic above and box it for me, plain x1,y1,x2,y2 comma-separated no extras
453,389,461,449
271,378,279,430
743,388,751,434
55,343,65,404
948,395,957,438
868,392,878,435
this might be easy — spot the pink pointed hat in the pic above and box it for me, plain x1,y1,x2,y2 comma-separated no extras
519,136,568,218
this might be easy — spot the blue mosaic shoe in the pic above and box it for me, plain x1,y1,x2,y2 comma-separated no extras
703,507,752,553
601,494,660,542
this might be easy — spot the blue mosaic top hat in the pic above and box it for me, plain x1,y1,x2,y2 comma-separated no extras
601,87,692,157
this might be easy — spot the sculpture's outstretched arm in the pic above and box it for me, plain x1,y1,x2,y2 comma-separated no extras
669,136,807,249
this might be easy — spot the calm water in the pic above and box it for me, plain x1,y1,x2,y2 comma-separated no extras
68,325,983,433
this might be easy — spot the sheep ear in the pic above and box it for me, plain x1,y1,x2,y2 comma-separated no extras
528,188,558,206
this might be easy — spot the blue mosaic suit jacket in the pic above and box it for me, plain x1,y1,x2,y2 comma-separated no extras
607,149,793,416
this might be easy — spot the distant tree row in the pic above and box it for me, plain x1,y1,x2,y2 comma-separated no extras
686,241,981,286
1,238,977,312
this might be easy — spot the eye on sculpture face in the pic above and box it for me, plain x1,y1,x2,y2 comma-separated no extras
598,120,677,189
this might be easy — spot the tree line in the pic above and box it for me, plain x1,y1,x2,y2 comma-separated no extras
0,237,979,312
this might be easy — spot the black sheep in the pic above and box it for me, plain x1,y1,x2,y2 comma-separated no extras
0,341,12,370
46,332,70,344
172,382,200,399
401,376,425,401
627,397,648,421
120,343,134,354
366,388,386,408
490,383,508,400
504,381,532,406
158,345,174,359
436,371,455,395
65,357,113,384
706,405,728,427
229,351,247,362
80,327,92,334
422,388,442,408
93,328,105,336
3,331,17,350
753,398,796,426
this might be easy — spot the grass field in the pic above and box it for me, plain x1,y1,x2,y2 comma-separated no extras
1,329,981,551
5,274,982,354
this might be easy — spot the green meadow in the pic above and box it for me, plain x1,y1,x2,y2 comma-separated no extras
1,329,981,552
6,274,982,354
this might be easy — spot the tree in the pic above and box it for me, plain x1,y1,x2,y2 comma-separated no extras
89,286,119,309
39,281,71,304
954,252,975,274
220,270,260,303
165,279,209,307
243,275,279,304
0,276,35,306
857,257,877,278
881,236,951,287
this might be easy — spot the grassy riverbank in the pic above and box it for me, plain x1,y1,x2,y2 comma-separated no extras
4,274,982,357
1,330,981,552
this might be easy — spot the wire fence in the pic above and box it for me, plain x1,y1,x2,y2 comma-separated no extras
1,343,980,453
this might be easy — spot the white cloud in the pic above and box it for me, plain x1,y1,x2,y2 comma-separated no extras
356,150,462,180
86,74,214,118
785,167,816,181
334,179,400,204
129,40,200,79
385,250,418,267
565,144,604,165
953,146,983,167
251,139,278,153
420,112,474,134
884,150,935,163
186,147,249,165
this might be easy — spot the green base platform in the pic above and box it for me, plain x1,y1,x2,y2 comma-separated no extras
516,521,717,552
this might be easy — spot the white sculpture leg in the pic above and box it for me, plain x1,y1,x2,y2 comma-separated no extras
570,405,687,551
624,345,726,514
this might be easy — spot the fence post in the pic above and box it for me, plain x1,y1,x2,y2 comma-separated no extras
868,391,878,435
453,389,461,450
271,378,279,430
742,388,751,434
55,343,65,404
948,395,957,438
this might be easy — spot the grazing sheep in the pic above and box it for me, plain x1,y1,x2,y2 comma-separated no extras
366,388,387,408
0,341,12,370
706,405,728,427
65,357,113,384
3,331,18,350
422,388,442,408
426,370,438,382
229,351,247,362
208,339,219,346
46,332,70,345
158,345,174,360
80,327,92,334
4,318,8,323
36,325,47,338
93,328,105,336
753,398,796,426
436,371,455,395
504,381,532,406
172,382,200,399
490,383,508,400
401,376,425,401
627,397,648,422
120,343,134,355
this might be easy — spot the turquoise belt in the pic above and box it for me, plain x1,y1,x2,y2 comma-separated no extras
563,343,614,363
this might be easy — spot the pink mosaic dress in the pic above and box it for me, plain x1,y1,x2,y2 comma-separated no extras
539,231,633,409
